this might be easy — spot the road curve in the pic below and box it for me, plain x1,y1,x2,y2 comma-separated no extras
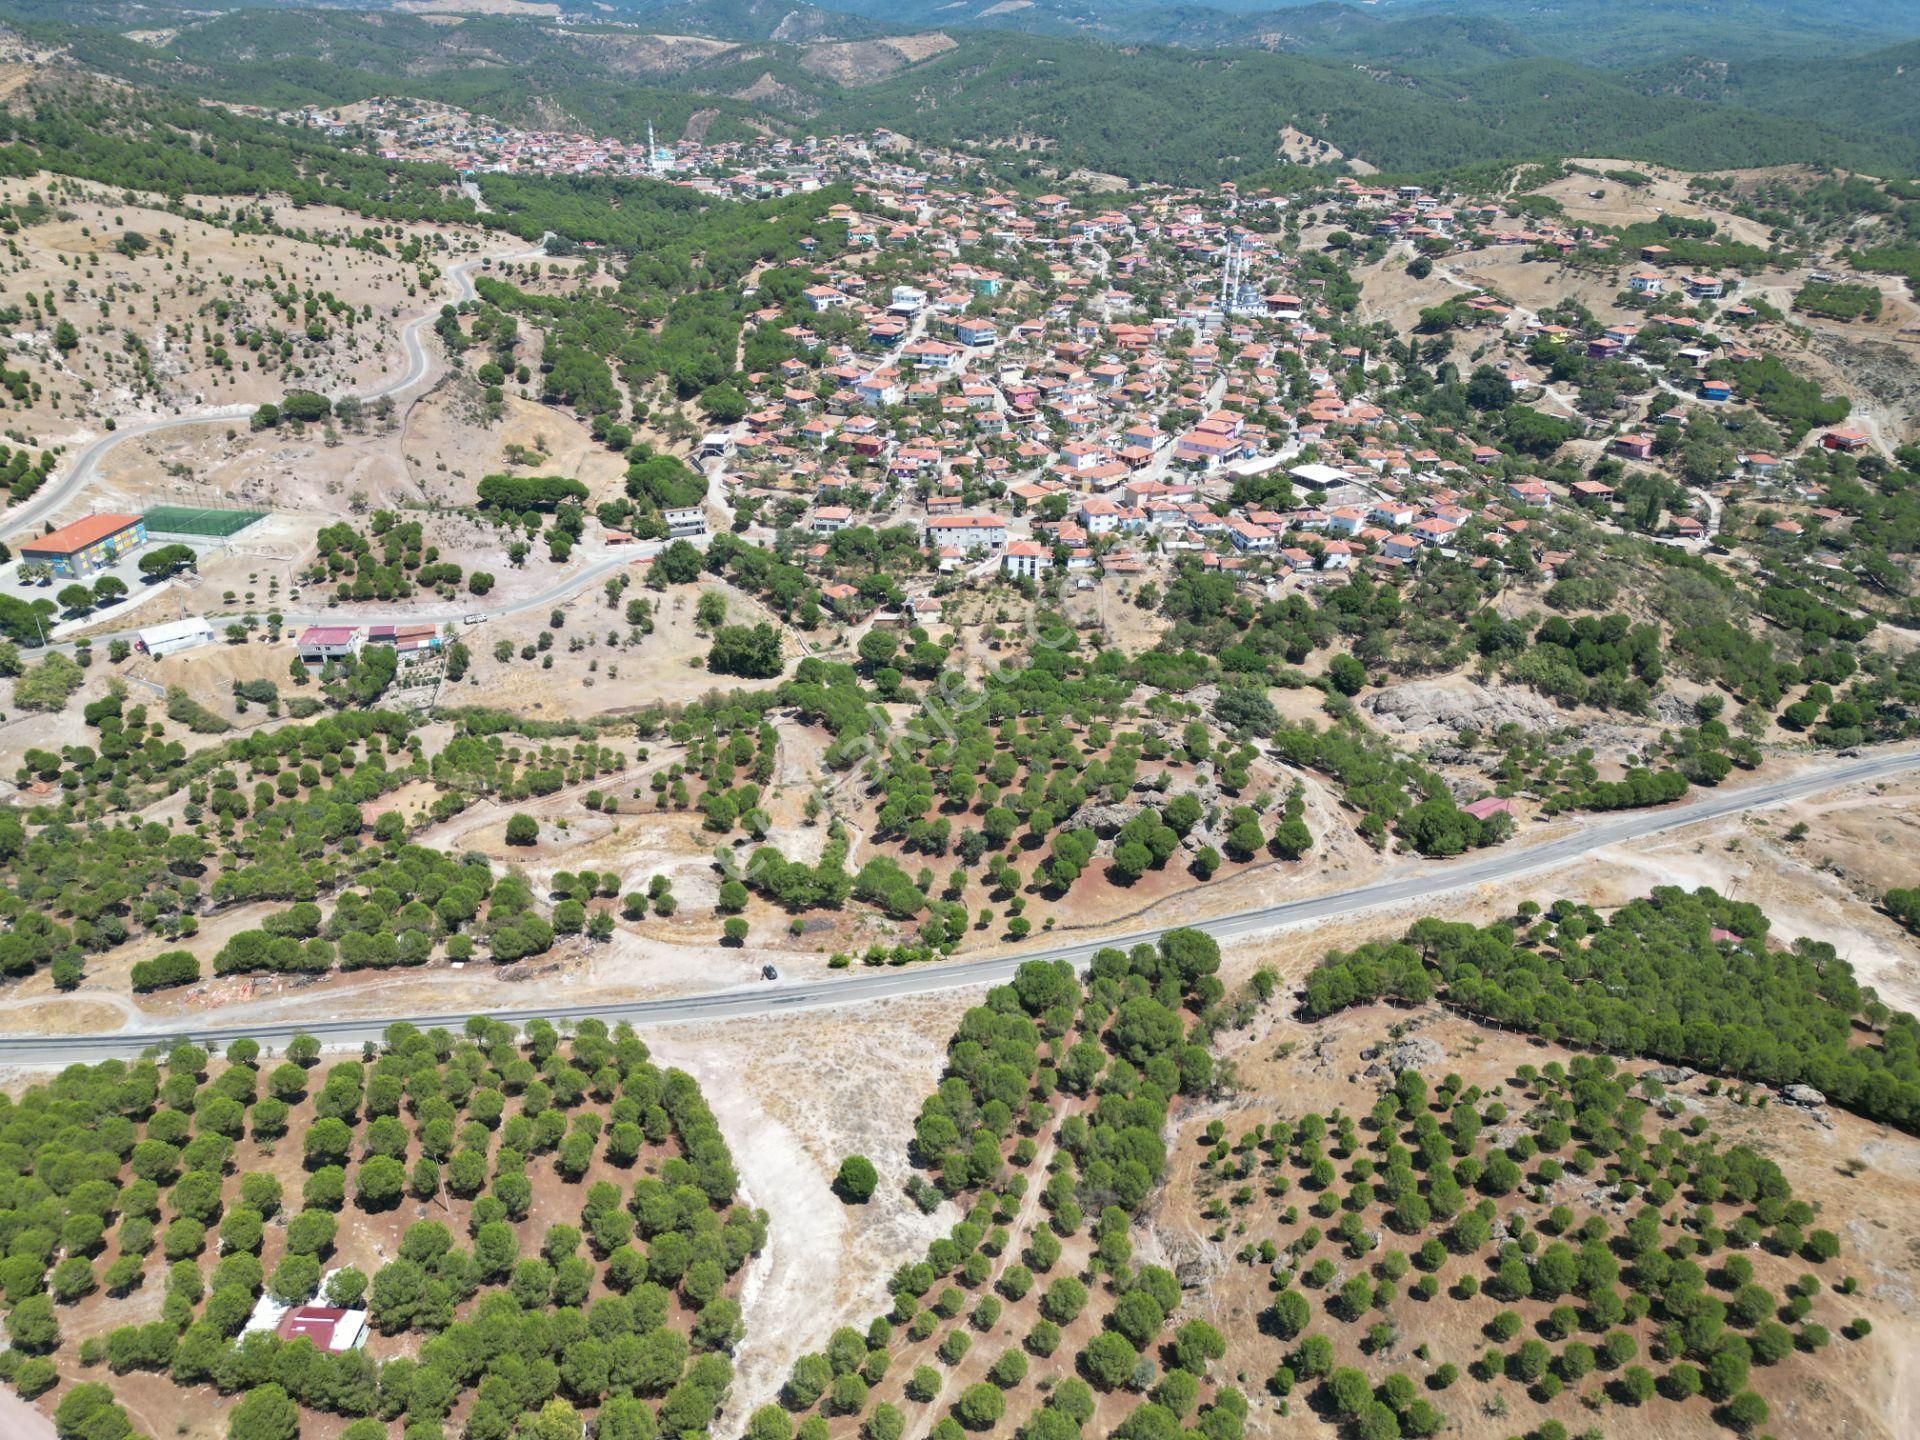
2,745,1913,1064
9,230,651,640
0,237,550,541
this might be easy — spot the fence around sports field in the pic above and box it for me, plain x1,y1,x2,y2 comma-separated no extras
141,505,269,539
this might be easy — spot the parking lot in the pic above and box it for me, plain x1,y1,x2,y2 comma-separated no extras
0,534,227,639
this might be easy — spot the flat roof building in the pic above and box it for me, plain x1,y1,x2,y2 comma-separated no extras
1287,463,1350,492
136,617,215,659
662,507,708,538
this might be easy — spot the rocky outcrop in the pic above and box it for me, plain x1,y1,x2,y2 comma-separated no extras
1359,1035,1445,1076
1365,679,1560,735
1076,802,1147,837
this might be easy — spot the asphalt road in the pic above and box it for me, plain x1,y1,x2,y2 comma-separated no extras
3,745,1912,1064
0,237,550,541
5,233,670,640
51,550,663,655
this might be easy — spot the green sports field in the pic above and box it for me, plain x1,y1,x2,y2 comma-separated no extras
141,505,268,538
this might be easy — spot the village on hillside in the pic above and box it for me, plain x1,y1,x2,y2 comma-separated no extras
229,106,1901,656
7,18,1920,1440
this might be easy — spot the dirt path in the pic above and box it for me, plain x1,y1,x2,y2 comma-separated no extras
654,1028,851,1427
0,233,544,541
904,1128,1060,1440
647,998,963,1427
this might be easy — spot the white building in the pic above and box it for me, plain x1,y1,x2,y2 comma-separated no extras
811,505,854,534
662,507,708,538
136,617,215,659
1076,498,1122,535
1002,540,1047,579
1289,463,1350,492
297,625,361,664
926,515,1007,552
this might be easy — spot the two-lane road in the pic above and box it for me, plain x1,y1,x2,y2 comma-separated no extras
53,547,672,654
0,236,551,541
2,745,1912,1064
3,232,671,640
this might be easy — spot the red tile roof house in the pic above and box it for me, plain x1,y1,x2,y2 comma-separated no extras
1612,434,1656,461
1821,429,1870,453
1001,539,1048,580
1184,510,1229,536
297,626,360,664
810,505,854,534
1227,518,1277,552
924,514,1007,552
1174,429,1241,469
1370,500,1417,529
365,624,441,661
1326,507,1370,537
1461,796,1514,823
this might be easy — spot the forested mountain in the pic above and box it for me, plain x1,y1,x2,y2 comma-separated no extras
1242,8,1537,66
38,9,780,149
4,0,1919,182
14,0,1919,60
620,0,1919,65
564,0,890,41
805,38,1920,181
1634,40,1920,145
1353,0,1919,66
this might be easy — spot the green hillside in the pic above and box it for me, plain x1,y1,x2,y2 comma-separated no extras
674,0,1920,67
809,37,1920,181
7,3,1919,183
1398,0,1917,67
1635,40,1920,145
585,0,889,41
49,10,776,148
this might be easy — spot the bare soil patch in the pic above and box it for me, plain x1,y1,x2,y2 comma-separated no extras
648,995,969,1421
798,33,957,86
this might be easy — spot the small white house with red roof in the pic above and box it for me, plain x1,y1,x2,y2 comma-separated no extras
1002,540,1047,579
276,1306,369,1353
